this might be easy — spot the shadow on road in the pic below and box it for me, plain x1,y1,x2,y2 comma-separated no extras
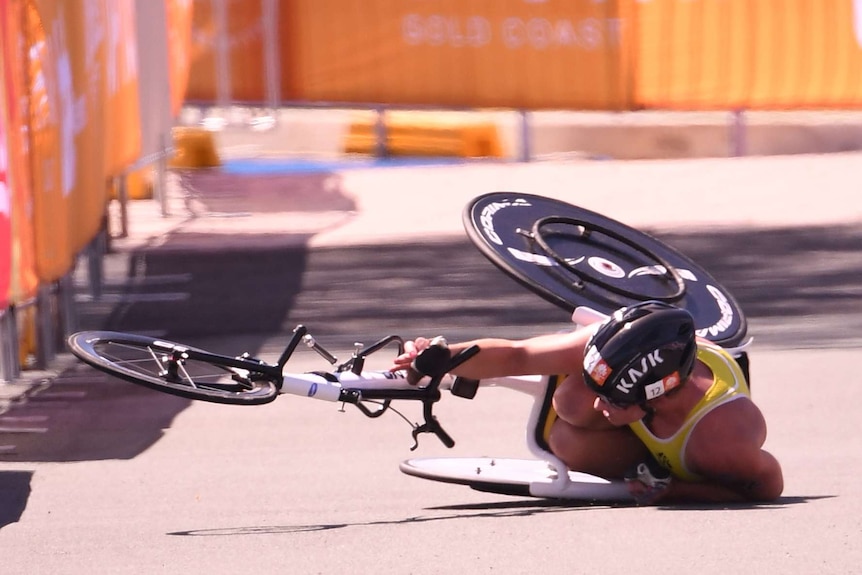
656,223,862,348
0,471,31,531
0,361,189,463
291,223,861,348
99,246,310,339
657,224,862,322
166,502,601,537
164,494,820,537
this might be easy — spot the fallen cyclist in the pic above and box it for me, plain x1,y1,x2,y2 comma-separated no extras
391,300,783,505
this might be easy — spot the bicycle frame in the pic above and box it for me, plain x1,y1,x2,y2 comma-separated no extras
65,308,635,500
273,323,592,496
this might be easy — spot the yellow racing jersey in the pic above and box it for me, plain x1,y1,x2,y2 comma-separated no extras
628,341,751,482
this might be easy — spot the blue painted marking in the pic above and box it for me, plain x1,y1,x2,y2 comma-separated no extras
222,156,485,175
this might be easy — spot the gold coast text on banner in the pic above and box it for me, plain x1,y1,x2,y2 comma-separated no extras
282,0,631,110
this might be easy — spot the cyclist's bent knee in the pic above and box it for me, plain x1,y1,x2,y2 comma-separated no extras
552,377,607,428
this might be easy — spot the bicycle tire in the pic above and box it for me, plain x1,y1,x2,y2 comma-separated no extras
67,331,280,405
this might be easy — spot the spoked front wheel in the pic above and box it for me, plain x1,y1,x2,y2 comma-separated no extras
67,331,281,405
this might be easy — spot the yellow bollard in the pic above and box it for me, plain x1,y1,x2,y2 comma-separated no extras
125,168,154,200
169,127,222,168
110,168,154,201
344,113,503,158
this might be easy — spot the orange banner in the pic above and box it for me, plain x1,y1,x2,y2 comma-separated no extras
19,1,169,283
185,0,630,110
26,0,73,283
103,0,141,176
283,0,630,109
0,0,13,309
66,1,111,253
634,0,862,109
1,0,38,303
185,0,271,103
183,0,862,110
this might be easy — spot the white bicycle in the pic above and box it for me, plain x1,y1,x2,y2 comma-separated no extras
67,192,750,502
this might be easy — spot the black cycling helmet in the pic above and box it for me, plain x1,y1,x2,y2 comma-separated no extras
583,301,697,407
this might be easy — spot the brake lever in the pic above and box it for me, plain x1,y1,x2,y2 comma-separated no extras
410,418,455,450
410,399,455,451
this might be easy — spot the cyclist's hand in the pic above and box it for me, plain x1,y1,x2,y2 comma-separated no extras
391,337,432,369
625,460,672,506
391,337,449,385
391,338,432,384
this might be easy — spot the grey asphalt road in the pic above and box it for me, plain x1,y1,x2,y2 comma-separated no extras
0,156,860,574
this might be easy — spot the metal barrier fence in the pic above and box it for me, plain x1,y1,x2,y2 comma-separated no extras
0,0,191,381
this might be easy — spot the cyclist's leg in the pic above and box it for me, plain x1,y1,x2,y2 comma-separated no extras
548,374,649,478
547,419,648,479
551,374,614,430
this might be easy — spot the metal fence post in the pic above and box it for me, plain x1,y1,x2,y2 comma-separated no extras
87,230,106,301
731,109,747,157
0,308,21,382
115,174,129,239
156,132,170,217
262,0,281,115
519,109,532,162
213,0,231,114
58,273,77,339
374,107,389,158
35,283,57,370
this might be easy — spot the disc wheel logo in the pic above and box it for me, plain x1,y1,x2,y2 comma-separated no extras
588,256,625,279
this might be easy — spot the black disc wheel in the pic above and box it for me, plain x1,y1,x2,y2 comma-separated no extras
67,331,280,405
463,192,748,348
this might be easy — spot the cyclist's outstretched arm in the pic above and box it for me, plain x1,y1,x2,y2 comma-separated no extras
391,328,593,381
